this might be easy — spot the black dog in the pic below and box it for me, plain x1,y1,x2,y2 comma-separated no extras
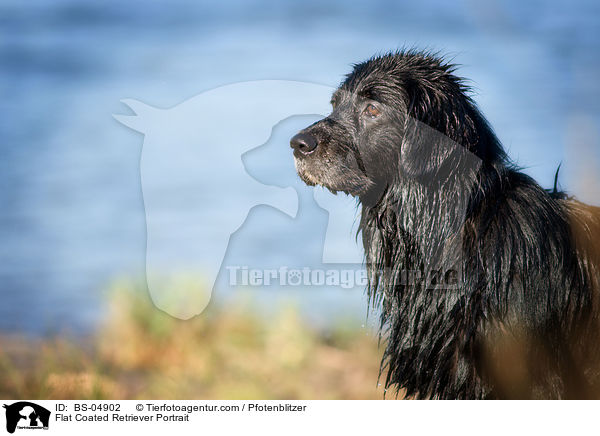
291,50,600,399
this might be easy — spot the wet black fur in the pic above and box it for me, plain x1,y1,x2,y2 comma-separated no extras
292,50,600,399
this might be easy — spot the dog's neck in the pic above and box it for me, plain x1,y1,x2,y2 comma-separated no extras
361,164,483,294
359,155,504,398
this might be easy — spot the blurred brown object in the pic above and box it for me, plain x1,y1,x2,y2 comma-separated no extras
0,284,389,400
481,199,600,399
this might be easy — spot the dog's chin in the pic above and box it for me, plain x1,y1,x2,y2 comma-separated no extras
294,157,374,197
293,157,319,187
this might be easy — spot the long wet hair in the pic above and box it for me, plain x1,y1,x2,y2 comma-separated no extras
353,51,600,399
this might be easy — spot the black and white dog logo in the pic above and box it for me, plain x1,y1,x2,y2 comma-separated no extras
3,402,50,433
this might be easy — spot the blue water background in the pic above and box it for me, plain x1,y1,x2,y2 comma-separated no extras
1,0,599,334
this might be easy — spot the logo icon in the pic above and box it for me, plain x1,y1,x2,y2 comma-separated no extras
114,80,361,319
3,402,50,434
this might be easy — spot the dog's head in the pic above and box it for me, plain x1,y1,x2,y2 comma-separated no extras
291,52,505,202
291,56,406,200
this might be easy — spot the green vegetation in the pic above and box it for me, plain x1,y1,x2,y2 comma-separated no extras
0,281,388,399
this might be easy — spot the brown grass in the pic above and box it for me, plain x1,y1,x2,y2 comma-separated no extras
0,280,388,400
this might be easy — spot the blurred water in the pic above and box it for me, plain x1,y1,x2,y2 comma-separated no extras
1,0,599,334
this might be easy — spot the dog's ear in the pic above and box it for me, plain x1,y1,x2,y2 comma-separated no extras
399,78,455,179
401,76,506,167
400,117,481,185
401,116,447,178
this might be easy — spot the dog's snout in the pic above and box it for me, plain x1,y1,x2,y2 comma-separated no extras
290,132,318,154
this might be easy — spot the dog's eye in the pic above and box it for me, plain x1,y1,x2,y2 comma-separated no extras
364,104,381,118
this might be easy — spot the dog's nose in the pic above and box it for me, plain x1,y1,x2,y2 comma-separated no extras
290,133,318,154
